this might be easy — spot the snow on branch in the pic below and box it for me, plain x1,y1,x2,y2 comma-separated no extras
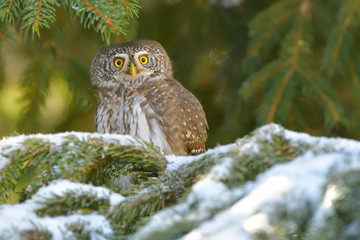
1,124,360,239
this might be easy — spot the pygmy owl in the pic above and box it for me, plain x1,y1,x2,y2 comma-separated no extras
91,40,208,156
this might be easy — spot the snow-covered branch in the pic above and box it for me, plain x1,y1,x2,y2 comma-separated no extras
1,124,359,239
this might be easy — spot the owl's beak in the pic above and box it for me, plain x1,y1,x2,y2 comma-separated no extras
129,63,137,77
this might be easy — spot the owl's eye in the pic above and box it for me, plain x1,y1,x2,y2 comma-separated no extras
139,56,148,65
114,58,124,68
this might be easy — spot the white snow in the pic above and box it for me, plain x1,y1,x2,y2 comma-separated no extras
166,143,236,171
33,180,125,207
179,140,360,239
32,214,112,240
136,155,243,239
0,131,143,171
165,154,200,170
242,213,270,233
208,0,243,8
0,179,124,239
2,124,360,239
136,124,360,240
322,184,341,208
0,131,139,148
207,157,233,180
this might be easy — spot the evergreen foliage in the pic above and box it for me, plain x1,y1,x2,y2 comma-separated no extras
134,0,360,145
0,0,140,136
241,0,345,128
1,124,359,239
1,0,360,146
0,0,140,41
0,133,164,204
1,1,360,239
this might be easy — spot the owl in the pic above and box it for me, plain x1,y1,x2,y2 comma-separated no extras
91,40,208,156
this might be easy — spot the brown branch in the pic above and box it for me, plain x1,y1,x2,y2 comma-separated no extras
266,67,294,123
82,0,117,29
249,11,294,56
22,147,50,168
88,157,109,173
246,61,287,95
299,69,340,122
121,0,128,10
266,0,311,123
23,155,35,168
331,0,360,65
34,0,42,28
6,0,14,14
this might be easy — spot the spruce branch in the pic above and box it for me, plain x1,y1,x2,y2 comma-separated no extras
247,0,297,57
0,133,165,203
298,66,342,124
240,60,287,99
0,0,140,42
66,0,141,43
17,43,54,133
22,0,60,37
265,67,294,124
322,0,360,75
1,125,358,239
35,190,111,217
81,0,117,30
242,1,313,124
241,0,344,127
19,223,52,240
0,0,21,23
64,58,97,108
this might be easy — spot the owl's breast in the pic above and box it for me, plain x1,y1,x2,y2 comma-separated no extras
96,90,173,154
124,94,173,154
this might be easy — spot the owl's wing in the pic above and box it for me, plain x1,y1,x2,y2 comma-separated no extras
173,81,208,155
139,76,208,156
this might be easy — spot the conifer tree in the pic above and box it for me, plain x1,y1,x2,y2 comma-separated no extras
238,0,360,137
0,0,139,41
0,0,140,134
1,1,360,238
1,0,360,155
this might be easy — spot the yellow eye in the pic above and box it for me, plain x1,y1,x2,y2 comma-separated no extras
114,58,123,68
139,56,148,65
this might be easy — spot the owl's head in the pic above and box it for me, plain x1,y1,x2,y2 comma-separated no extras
91,40,173,87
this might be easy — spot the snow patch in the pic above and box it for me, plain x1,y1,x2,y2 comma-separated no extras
2,124,360,239
0,180,124,238
181,151,360,240
33,180,125,207
0,132,142,171
166,154,200,170
207,157,233,180
166,144,236,171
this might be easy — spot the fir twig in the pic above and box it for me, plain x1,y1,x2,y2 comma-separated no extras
0,0,21,23
266,67,294,123
0,134,165,203
17,42,54,133
298,67,340,122
241,0,344,127
22,0,60,37
322,0,360,71
81,0,116,30
0,0,140,41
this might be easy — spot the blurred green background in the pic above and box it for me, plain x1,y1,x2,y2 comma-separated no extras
1,0,360,149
